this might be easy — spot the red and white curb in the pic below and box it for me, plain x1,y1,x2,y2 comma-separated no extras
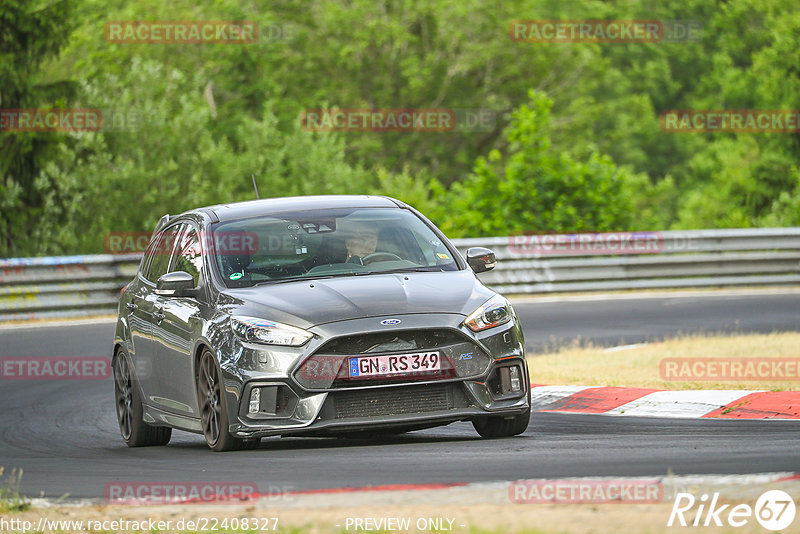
531,386,800,419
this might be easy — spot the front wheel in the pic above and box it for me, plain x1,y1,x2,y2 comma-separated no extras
472,410,530,438
197,349,260,452
472,390,531,438
113,349,172,447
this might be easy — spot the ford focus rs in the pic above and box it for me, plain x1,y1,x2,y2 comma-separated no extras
113,195,530,451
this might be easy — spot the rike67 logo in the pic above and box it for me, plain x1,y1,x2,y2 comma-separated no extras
668,490,796,531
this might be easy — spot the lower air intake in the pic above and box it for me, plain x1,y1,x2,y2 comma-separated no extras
332,384,466,419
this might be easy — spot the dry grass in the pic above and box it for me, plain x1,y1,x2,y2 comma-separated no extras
527,332,800,390
6,499,795,534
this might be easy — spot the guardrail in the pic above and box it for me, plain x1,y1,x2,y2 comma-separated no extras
0,254,141,321
1,228,799,321
452,228,800,294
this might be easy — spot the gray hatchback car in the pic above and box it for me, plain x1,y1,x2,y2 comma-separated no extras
113,195,530,451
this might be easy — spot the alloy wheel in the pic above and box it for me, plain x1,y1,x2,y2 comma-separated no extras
114,355,134,440
198,351,222,445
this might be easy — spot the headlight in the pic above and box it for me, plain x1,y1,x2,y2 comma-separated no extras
464,295,513,332
231,316,312,346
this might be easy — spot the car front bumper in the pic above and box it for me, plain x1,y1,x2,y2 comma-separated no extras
216,313,529,438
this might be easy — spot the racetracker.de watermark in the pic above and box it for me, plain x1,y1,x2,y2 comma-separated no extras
660,358,800,381
1,108,168,133
661,110,800,133
509,479,663,503
1,517,280,532
1,357,111,380
98,108,168,132
508,231,679,255
104,231,259,255
104,481,268,505
296,353,450,385
300,108,496,132
509,20,702,43
104,21,259,44
0,109,102,132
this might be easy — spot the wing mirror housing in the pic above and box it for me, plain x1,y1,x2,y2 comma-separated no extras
156,271,196,297
466,247,497,273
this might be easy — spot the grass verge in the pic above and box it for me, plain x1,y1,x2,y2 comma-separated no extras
0,467,30,513
527,332,800,390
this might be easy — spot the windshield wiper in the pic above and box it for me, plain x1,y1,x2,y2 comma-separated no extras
250,267,440,287
369,267,445,275
253,275,333,286
252,272,368,286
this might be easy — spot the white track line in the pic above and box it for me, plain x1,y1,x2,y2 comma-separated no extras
605,389,763,418
530,385,596,409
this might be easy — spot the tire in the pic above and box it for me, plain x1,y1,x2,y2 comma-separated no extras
113,348,172,447
472,390,531,439
197,348,259,452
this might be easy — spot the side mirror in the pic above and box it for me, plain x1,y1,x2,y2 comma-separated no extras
156,271,196,297
466,247,497,273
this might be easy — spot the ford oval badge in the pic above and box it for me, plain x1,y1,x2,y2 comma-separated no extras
380,319,402,326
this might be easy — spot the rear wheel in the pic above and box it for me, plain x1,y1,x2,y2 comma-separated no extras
197,348,260,452
113,349,171,447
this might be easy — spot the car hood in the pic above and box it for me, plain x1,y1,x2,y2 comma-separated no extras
219,270,495,328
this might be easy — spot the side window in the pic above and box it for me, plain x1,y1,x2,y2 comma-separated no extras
140,233,159,277
145,225,181,283
171,226,202,287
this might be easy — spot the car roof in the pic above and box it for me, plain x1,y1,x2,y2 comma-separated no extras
191,195,406,222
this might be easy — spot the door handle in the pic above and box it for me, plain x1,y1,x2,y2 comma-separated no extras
126,302,137,311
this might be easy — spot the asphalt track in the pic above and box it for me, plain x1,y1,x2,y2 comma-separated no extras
0,291,798,500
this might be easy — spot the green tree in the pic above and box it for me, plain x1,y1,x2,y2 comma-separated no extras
34,59,394,254
8,0,800,256
0,0,74,255
442,90,644,237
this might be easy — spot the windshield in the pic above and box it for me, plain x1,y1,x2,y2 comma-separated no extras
211,207,460,288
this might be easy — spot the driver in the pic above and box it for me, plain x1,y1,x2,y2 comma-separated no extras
344,222,379,264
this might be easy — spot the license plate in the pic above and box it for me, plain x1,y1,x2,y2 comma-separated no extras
348,351,441,378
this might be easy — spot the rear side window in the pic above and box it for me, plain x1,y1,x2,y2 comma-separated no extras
145,225,181,283
171,226,202,287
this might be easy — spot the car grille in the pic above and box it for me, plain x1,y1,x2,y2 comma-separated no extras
330,383,472,419
294,328,492,391
319,329,465,354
